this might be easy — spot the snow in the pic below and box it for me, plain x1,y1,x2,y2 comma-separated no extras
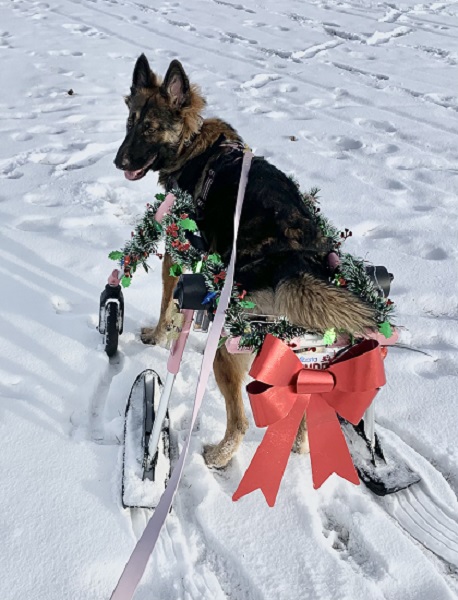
1,0,458,598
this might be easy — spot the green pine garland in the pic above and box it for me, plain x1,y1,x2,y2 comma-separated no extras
109,189,202,285
338,253,394,323
108,196,164,286
110,184,396,350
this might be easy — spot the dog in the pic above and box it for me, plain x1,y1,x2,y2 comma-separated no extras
114,55,376,468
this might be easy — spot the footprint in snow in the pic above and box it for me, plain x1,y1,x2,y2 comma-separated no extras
421,247,448,261
51,296,72,314
10,132,33,142
334,136,363,151
24,191,63,207
381,178,406,191
62,23,106,39
320,505,388,580
414,358,458,379
15,216,60,233
365,226,401,239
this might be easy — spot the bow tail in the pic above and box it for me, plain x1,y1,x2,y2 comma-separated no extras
307,395,360,489
233,395,309,507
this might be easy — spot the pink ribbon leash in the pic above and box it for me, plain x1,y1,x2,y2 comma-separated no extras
110,150,253,599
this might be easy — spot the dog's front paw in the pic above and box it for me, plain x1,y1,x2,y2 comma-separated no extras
203,440,238,469
140,325,167,346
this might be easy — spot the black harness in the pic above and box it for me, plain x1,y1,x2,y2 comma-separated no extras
166,137,246,251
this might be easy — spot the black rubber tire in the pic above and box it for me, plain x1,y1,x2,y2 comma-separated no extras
104,302,119,357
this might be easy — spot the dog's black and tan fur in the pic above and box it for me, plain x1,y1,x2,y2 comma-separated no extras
115,55,376,468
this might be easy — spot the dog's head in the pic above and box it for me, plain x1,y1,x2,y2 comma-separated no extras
114,55,205,180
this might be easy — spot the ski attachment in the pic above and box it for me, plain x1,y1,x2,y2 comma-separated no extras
121,369,171,509
342,417,420,496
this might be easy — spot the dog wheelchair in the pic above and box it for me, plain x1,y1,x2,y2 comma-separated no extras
98,265,419,508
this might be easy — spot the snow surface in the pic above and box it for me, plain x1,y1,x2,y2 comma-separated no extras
1,0,458,598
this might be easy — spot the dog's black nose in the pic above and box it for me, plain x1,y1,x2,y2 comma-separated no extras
114,148,133,170
114,153,129,170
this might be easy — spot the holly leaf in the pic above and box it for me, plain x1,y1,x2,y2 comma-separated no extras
207,253,222,264
179,218,198,231
121,276,132,288
155,193,165,202
378,321,393,339
218,336,228,349
238,300,256,309
169,264,183,277
109,251,123,260
323,328,337,345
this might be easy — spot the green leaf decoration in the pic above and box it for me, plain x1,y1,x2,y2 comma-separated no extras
169,264,183,277
218,336,228,349
153,220,162,232
121,276,132,288
155,193,165,202
207,253,222,263
323,328,337,345
179,218,198,231
238,300,256,309
378,321,393,339
109,251,123,260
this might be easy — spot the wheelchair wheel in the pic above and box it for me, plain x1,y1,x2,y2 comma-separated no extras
104,301,119,357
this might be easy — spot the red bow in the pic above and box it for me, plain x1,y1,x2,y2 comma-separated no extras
233,335,386,506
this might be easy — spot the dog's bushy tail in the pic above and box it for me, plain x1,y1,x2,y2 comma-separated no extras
274,273,376,333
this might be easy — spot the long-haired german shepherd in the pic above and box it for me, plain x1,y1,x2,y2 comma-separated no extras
114,55,376,468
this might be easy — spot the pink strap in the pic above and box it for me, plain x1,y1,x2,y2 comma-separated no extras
107,269,121,286
154,192,176,223
110,151,253,600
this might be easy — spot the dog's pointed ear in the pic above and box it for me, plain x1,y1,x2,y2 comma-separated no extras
162,60,190,108
131,54,156,93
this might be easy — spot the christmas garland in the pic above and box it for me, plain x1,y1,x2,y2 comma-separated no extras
109,189,203,285
110,186,395,350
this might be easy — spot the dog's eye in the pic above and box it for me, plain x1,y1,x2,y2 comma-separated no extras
144,124,156,135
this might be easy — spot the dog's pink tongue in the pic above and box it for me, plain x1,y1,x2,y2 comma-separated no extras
124,169,143,181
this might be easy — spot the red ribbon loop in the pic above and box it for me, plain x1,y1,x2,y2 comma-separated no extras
233,335,386,507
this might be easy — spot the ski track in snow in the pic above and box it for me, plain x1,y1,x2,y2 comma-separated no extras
1,0,458,598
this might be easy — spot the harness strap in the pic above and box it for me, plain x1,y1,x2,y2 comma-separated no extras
109,149,253,600
194,140,245,218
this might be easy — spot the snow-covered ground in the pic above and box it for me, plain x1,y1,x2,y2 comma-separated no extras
2,0,458,598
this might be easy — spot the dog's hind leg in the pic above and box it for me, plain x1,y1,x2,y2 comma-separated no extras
292,415,309,454
203,346,251,469
141,253,178,346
